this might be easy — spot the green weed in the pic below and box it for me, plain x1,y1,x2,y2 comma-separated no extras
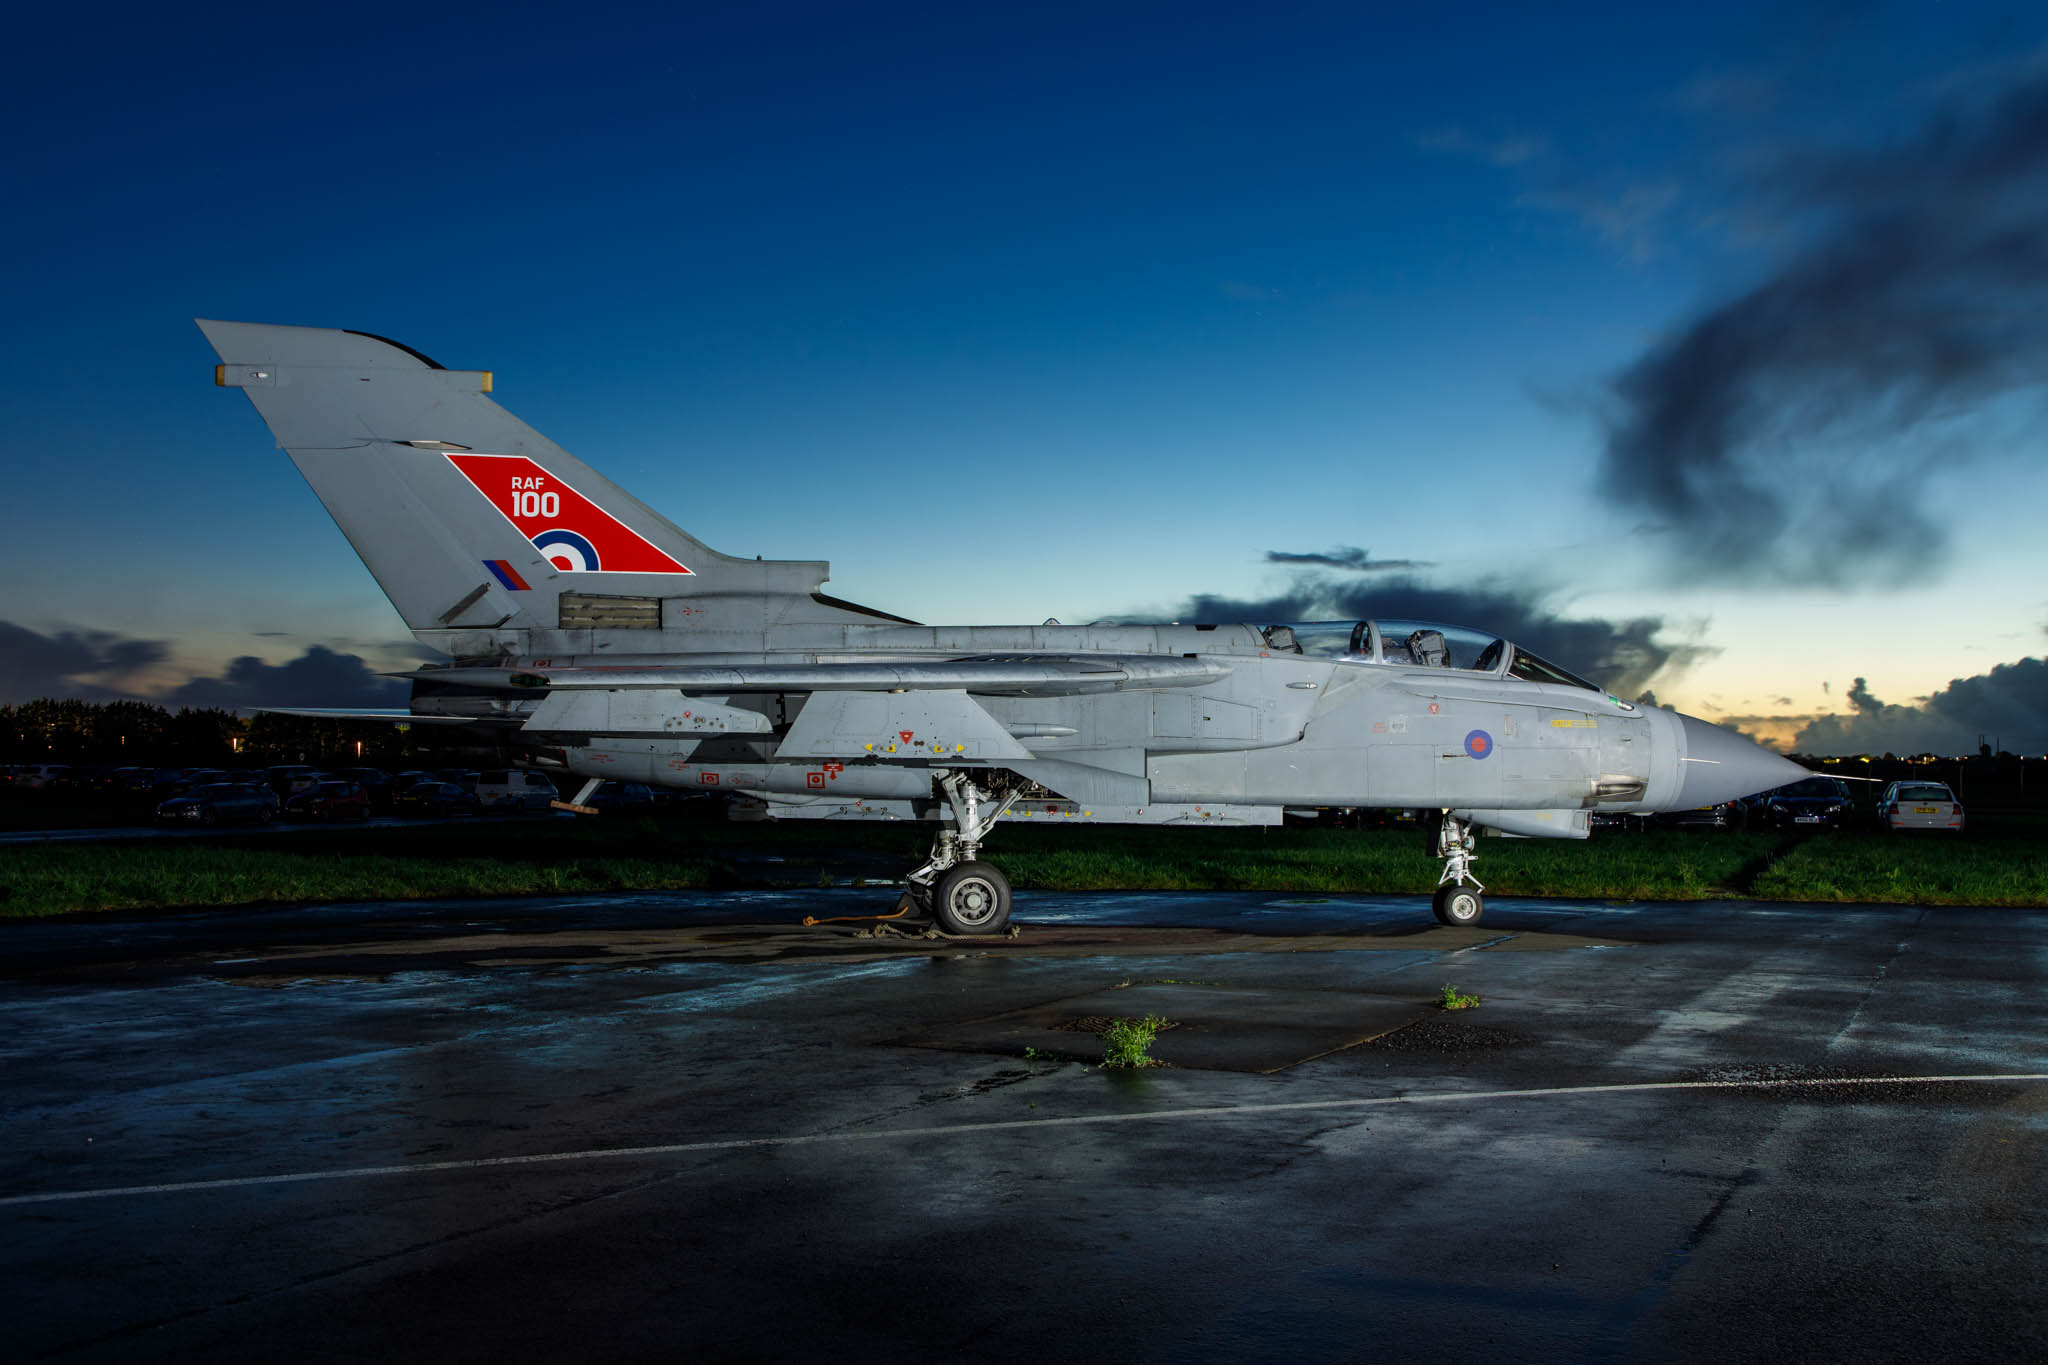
1100,1014,1169,1069
1438,984,1481,1010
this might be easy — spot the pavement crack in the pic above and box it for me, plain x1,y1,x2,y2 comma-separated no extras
1826,906,1928,1055
1589,1165,1765,1362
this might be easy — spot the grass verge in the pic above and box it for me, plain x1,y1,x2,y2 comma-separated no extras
1,817,2043,918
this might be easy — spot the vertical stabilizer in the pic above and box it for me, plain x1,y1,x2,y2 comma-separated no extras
197,321,864,650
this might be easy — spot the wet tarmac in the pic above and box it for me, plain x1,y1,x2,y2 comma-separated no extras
3,891,2043,1362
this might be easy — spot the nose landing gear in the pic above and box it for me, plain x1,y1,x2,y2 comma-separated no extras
1430,811,1486,926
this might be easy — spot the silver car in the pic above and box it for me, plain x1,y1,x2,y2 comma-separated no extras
1875,781,1964,832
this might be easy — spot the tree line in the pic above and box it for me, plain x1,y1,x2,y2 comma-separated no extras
1,699,431,767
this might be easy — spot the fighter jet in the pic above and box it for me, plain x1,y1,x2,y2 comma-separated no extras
198,320,1807,933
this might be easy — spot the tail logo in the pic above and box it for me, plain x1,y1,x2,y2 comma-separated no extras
532,529,600,572
444,454,693,576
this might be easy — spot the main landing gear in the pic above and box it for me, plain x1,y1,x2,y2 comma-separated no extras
902,773,1021,935
1430,811,1486,927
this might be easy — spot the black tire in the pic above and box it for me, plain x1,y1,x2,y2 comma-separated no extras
931,862,1012,935
199,807,217,827
1432,883,1484,927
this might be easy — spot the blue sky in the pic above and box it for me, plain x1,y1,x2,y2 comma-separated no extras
5,1,2047,753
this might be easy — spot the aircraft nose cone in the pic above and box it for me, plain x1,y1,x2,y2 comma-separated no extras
1675,713,1808,808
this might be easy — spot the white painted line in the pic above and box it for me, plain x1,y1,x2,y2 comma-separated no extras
5,1073,2040,1209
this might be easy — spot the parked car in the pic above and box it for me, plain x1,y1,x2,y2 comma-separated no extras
161,768,230,795
584,781,656,812
101,767,163,793
155,783,277,825
1875,781,1964,832
49,765,115,792
1758,776,1856,829
1589,810,1651,832
381,771,433,807
333,767,394,801
10,764,72,789
262,765,323,796
475,769,559,812
392,781,482,817
1656,800,1746,830
285,780,372,821
279,771,334,799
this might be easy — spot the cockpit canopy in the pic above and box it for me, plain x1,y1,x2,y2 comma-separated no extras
1261,620,1604,693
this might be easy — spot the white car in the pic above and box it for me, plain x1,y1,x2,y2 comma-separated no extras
474,769,560,811
1875,781,1964,832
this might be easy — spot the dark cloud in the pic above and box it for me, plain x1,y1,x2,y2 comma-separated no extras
0,621,169,703
165,646,408,710
1601,69,2048,585
1264,547,1435,573
0,621,412,709
1792,658,2048,755
1134,573,1705,698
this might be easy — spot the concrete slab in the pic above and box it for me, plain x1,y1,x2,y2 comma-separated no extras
2,890,2041,1363
893,980,1436,1072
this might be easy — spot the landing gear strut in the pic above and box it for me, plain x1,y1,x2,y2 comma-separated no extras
903,773,1020,935
1430,811,1486,927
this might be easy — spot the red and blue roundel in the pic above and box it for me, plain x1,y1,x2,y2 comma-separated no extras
1465,729,1493,759
532,528,600,573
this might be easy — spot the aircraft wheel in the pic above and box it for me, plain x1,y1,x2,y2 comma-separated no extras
932,862,1012,935
1432,883,1484,927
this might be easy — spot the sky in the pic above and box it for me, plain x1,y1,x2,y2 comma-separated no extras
4,1,2047,754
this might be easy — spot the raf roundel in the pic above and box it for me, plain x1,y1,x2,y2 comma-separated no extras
532,528,601,573
1464,729,1493,760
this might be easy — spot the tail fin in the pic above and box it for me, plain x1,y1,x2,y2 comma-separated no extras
197,321,895,653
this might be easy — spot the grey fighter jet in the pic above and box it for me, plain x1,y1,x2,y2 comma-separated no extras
198,320,1806,932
